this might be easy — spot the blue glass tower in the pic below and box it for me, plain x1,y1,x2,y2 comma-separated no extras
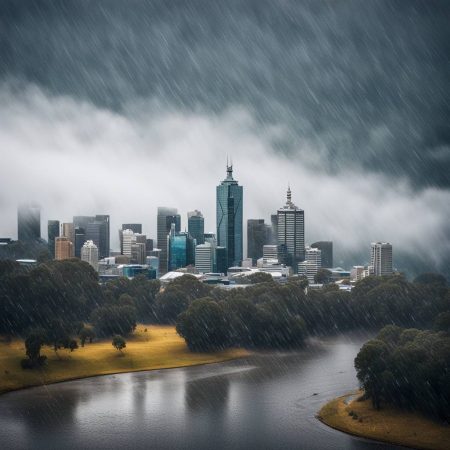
216,163,243,269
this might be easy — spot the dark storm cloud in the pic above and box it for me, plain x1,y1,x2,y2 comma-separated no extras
1,0,449,187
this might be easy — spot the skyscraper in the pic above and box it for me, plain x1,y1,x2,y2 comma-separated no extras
47,220,60,258
168,225,195,271
195,242,214,273
120,224,142,253
61,223,75,251
247,219,270,264
94,215,110,259
55,236,73,260
216,163,243,269
81,240,99,271
157,207,180,275
311,241,333,268
17,203,41,242
298,247,322,283
74,227,86,258
370,242,393,276
122,229,136,257
277,186,305,271
188,210,205,245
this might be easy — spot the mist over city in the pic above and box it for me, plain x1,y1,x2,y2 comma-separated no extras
1,1,449,275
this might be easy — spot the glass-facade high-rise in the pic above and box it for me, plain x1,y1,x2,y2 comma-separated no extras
168,225,195,271
188,210,204,245
216,164,243,269
157,207,181,275
47,220,60,257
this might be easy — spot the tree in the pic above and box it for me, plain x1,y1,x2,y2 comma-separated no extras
414,273,447,288
23,329,46,368
434,311,450,334
155,287,189,323
176,298,230,351
68,339,79,352
112,335,126,352
91,305,137,336
314,269,332,284
45,319,70,354
354,339,389,409
79,326,95,346
247,272,273,284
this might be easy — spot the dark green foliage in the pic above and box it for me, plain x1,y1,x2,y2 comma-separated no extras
155,275,210,323
24,329,46,366
112,335,126,352
0,258,101,335
434,311,450,334
91,305,137,337
314,268,332,284
176,298,230,351
355,326,450,420
414,273,448,288
78,326,95,346
247,272,274,284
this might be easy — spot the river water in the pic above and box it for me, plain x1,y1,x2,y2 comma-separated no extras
0,332,404,449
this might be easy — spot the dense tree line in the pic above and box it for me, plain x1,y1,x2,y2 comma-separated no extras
1,257,448,362
355,324,450,420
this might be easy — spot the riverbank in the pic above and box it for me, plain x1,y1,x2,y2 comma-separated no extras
0,324,249,396
318,392,450,450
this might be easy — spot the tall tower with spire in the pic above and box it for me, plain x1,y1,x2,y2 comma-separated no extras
216,162,243,270
277,185,305,271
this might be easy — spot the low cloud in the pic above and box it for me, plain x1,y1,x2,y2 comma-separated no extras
0,84,449,274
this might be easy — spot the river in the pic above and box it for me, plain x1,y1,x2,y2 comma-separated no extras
0,332,405,449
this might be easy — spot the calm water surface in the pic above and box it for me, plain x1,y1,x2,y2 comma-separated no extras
0,332,405,449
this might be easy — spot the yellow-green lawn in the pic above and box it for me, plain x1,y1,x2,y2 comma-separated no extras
318,392,450,450
0,325,249,395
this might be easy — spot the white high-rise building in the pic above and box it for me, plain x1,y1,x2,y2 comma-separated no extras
370,242,393,276
263,244,278,261
81,240,99,272
351,265,366,282
195,242,214,273
298,246,321,283
277,186,305,270
122,229,136,257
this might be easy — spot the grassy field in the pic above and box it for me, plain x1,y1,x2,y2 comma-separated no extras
318,392,450,450
0,325,249,395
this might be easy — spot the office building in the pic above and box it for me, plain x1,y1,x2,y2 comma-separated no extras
17,203,41,242
81,240,99,271
270,214,278,245
131,242,146,264
146,239,154,255
122,229,136,257
168,225,195,271
61,223,75,251
120,224,142,253
351,266,366,282
215,246,227,274
86,215,110,259
55,236,73,260
195,242,214,273
146,256,160,278
247,219,270,264
47,220,60,258
157,207,181,275
216,163,243,268
73,216,94,232
74,227,86,258
188,210,205,245
298,247,321,284
311,241,333,268
370,242,393,276
277,186,305,271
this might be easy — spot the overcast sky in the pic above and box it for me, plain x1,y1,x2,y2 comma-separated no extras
0,1,449,275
